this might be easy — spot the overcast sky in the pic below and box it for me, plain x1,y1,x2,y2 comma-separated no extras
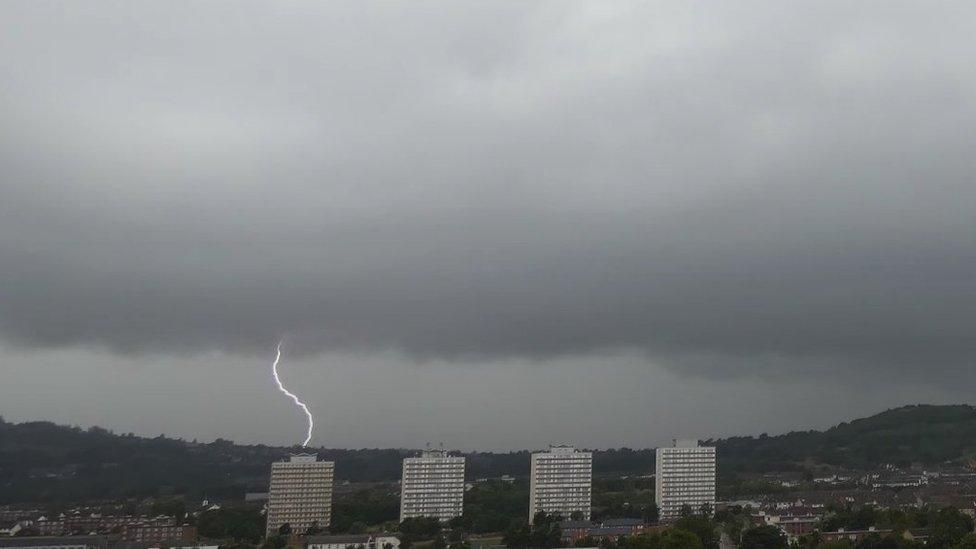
2,1,975,450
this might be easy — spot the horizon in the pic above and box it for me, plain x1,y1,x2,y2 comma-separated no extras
3,402,960,453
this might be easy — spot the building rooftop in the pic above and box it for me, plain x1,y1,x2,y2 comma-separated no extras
0,537,109,548
588,527,635,537
601,519,645,527
672,439,700,448
415,450,457,459
307,535,396,545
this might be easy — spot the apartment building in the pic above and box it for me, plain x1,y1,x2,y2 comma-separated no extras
528,446,592,524
399,450,465,522
266,454,335,536
655,439,716,520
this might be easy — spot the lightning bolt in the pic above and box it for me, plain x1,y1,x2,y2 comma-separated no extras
271,341,314,447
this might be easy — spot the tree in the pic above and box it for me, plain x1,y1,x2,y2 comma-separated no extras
661,528,704,549
533,511,563,526
739,526,787,549
504,513,562,549
855,533,903,549
330,488,401,534
571,511,586,521
643,504,660,524
952,534,976,549
151,497,187,520
795,531,823,549
458,478,529,534
714,508,747,543
621,534,663,549
674,514,718,549
503,523,532,549
928,507,975,549
196,508,264,542
399,517,442,538
261,536,286,549
530,517,562,548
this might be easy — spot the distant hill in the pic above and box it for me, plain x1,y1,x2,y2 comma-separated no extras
0,418,581,504
2,404,975,504
714,404,976,473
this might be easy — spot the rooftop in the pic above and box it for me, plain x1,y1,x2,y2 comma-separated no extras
0,537,109,548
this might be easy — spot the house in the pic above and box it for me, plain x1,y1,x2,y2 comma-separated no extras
600,519,645,535
0,536,110,549
559,521,594,542
821,528,893,543
586,527,635,542
761,511,822,537
306,534,399,549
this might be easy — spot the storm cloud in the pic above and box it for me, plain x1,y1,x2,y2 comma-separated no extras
2,1,975,381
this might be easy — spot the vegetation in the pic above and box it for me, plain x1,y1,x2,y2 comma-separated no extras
399,517,443,538
740,525,788,549
713,505,752,542
790,506,974,549
816,505,974,549
715,405,976,473
0,417,657,504
195,507,266,543
592,477,658,522
502,512,563,549
395,516,443,549
581,527,703,549
674,511,719,549
331,489,400,533
6,405,976,505
455,479,529,534
597,504,974,549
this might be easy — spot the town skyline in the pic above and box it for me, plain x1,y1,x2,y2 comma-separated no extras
4,2,976,549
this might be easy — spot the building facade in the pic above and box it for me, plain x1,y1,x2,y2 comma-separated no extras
306,534,400,549
0,537,109,549
399,450,465,522
34,515,189,538
528,446,592,524
655,439,716,520
266,454,335,536
122,523,196,543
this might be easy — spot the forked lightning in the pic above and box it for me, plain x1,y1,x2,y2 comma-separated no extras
271,341,314,447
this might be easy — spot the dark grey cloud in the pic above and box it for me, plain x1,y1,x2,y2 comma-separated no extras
2,1,975,382
3,346,973,450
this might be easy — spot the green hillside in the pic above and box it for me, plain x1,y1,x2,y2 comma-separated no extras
3,404,975,504
714,404,976,472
